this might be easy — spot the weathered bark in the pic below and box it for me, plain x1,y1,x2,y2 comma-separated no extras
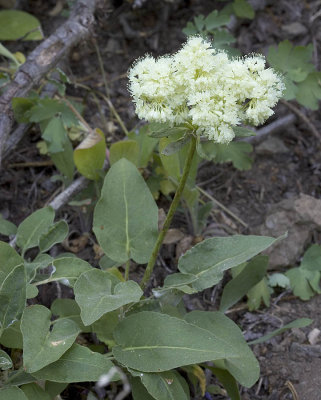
0,0,100,166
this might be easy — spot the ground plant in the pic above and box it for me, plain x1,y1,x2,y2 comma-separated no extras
0,1,319,399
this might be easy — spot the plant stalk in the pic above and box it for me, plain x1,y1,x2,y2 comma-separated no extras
140,135,197,289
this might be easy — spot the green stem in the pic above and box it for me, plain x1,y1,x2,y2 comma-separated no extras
140,136,197,289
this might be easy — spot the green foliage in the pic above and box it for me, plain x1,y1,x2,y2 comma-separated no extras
0,215,17,236
0,10,43,41
0,349,12,370
246,278,271,311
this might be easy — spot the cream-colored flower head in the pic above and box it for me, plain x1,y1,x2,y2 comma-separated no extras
128,37,284,144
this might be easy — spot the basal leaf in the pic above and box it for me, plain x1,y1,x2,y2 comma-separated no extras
0,321,23,348
113,311,238,372
0,10,43,41
178,235,282,291
42,117,69,154
39,220,69,253
220,256,268,312
0,215,17,236
32,344,117,383
131,377,156,400
16,207,55,256
185,311,259,387
51,298,89,332
0,387,28,400
0,349,12,370
109,140,139,166
93,158,158,264
21,383,50,400
207,366,241,400
74,128,106,180
21,305,80,373
74,269,142,325
128,125,158,168
0,241,23,282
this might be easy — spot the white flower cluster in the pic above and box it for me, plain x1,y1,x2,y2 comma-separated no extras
128,37,284,143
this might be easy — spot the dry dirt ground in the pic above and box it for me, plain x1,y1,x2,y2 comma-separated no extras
1,0,321,399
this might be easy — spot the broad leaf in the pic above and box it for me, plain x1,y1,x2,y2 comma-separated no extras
207,366,240,400
0,349,12,370
185,311,259,387
74,128,106,180
39,220,68,253
161,135,191,156
44,382,68,399
249,318,312,345
21,305,80,373
109,140,139,166
0,387,28,400
93,158,158,263
131,377,156,400
247,277,270,310
91,311,119,346
21,383,50,400
296,72,321,110
33,344,117,383
220,256,268,312
51,298,89,332
0,241,23,282
286,267,320,300
0,321,23,348
16,207,55,255
204,10,230,29
0,10,43,41
25,253,53,282
300,244,321,271
178,235,282,291
0,264,26,333
113,311,239,372
232,0,254,19
0,215,17,236
75,269,142,325
128,125,158,167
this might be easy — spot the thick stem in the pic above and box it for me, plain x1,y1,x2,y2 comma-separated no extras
140,136,197,289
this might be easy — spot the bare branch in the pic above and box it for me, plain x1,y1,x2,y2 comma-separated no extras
0,0,100,166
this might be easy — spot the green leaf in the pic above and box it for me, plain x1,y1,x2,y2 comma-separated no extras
25,253,53,282
268,273,290,289
128,125,158,168
248,318,313,345
0,387,28,400
75,269,142,325
109,140,139,166
233,126,255,137
44,382,68,399
148,123,188,139
50,139,75,180
0,321,23,348
16,207,55,255
0,349,12,370
220,256,269,312
93,158,158,264
91,311,119,346
0,241,23,281
232,0,255,19
201,141,253,170
21,305,80,373
204,10,230,29
286,267,321,301
139,371,190,400
39,220,69,252
0,43,20,66
0,215,17,236
161,135,191,156
74,128,106,180
300,244,321,271
185,311,259,387
0,264,26,333
113,311,240,372
296,72,321,110
247,277,270,310
21,383,50,400
26,99,78,126
51,298,89,332
12,98,36,123
194,14,205,31
159,138,181,181
42,116,69,154
26,284,38,299
0,10,43,41
131,377,156,400
207,366,240,400
178,235,283,291
182,22,198,36
32,344,117,383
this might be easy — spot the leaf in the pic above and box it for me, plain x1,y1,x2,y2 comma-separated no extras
39,220,69,253
91,311,119,346
178,234,283,291
0,241,23,281
296,72,321,110
32,344,117,383
0,321,23,348
74,269,142,325
21,383,51,400
128,125,158,168
50,139,75,180
0,43,20,66
286,267,320,301
74,128,106,180
109,140,139,166
0,215,17,236
0,349,12,370
148,124,188,139
232,0,255,19
44,382,68,399
248,318,313,345
42,116,69,154
25,253,53,282
0,264,26,333
16,207,55,255
161,135,191,156
300,244,321,271
181,365,206,396
131,377,156,400
207,366,241,400
21,305,80,373
204,10,230,30
0,10,43,40
220,256,269,312
139,371,190,400
201,141,253,170
185,311,259,387
233,126,255,137
93,158,158,264
26,284,38,299
26,99,78,126
113,311,240,372
182,22,198,36
51,298,89,332
0,387,28,400
247,277,270,311
268,273,290,289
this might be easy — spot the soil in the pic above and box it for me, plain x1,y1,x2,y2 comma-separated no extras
1,0,321,399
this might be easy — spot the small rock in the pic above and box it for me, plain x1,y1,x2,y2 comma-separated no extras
282,22,308,37
308,328,321,345
256,136,289,155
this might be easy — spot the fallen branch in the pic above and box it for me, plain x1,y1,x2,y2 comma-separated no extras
0,0,100,166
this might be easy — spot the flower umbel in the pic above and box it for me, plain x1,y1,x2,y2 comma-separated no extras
128,37,284,143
